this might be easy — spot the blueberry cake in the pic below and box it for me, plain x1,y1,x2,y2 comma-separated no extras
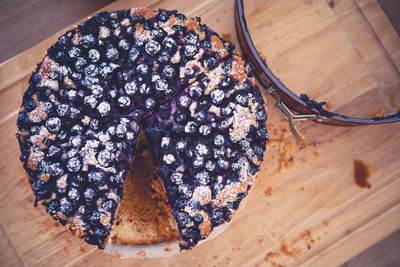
16,8,268,250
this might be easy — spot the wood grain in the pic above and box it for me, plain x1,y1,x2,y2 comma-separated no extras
0,0,399,266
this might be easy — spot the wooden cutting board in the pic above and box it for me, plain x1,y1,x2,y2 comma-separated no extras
1,0,399,266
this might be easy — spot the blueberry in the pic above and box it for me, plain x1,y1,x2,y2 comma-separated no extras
151,28,166,41
88,49,100,62
88,171,105,186
189,85,202,98
129,47,140,62
49,162,63,176
163,153,176,165
91,85,103,98
185,67,195,79
195,171,210,185
163,64,176,79
162,37,177,52
81,34,96,48
256,109,267,121
184,121,198,134
70,174,84,187
145,40,161,56
176,212,190,227
97,150,114,167
211,89,225,105
193,213,203,224
170,172,184,185
206,57,217,70
118,96,131,107
193,156,205,169
214,134,225,147
66,157,81,172
178,184,193,199
105,47,119,61
118,39,130,51
97,101,110,117
125,80,138,95
17,110,30,126
257,128,269,140
56,104,69,117
135,37,145,47
101,199,116,212
60,201,74,216
23,98,37,111
109,174,121,187
184,44,197,57
184,31,198,45
84,64,98,77
68,187,80,202
84,188,96,202
90,210,101,224
136,63,149,75
211,208,224,225
48,145,61,157
69,47,81,58
157,12,169,22
46,200,59,213
144,97,156,110
173,109,188,124
199,125,211,136
158,51,170,63
235,93,249,106
205,160,216,172
177,94,191,108
200,40,211,49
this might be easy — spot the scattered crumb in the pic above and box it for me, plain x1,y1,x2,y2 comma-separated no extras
325,101,332,109
115,253,121,258
213,256,218,259
272,232,277,238
354,160,372,188
258,236,264,246
164,247,173,252
79,246,85,253
63,245,68,252
136,250,146,257
370,109,384,118
83,259,88,264
390,93,398,108
266,202,270,206
281,239,303,259
324,221,330,227
314,152,319,158
221,33,232,40
216,18,220,22
64,238,71,243
300,187,304,191
265,186,272,197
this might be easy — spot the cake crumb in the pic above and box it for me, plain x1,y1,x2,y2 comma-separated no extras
136,250,146,257
63,245,68,252
390,93,398,108
64,238,71,243
213,256,218,259
325,101,332,109
281,239,303,259
370,109,384,118
314,152,319,158
265,186,272,197
115,253,121,258
222,33,232,40
258,236,264,246
272,232,277,238
79,246,85,253
324,221,330,227
300,187,304,191
164,247,173,252
83,259,88,264
354,160,372,188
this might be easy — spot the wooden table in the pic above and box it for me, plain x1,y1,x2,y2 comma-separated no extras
1,0,399,266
